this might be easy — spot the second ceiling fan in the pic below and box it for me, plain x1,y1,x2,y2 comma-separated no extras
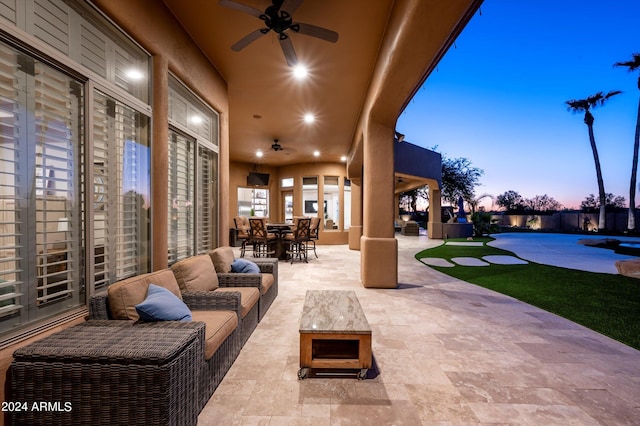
220,0,339,67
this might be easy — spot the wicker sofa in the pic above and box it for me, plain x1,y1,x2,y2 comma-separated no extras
208,246,278,321
87,268,244,412
9,250,279,425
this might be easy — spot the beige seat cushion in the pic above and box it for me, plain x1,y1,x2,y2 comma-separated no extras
171,254,219,292
108,269,182,321
261,274,275,295
191,310,239,359
214,287,260,318
209,247,235,273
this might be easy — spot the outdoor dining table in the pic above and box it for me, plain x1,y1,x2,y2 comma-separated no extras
266,223,293,259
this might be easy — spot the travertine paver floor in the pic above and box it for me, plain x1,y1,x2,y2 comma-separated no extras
198,234,640,425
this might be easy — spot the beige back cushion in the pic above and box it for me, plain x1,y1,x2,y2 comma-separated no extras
209,246,235,273
108,269,182,321
171,254,219,292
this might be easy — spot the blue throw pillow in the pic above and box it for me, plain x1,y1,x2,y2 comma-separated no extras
231,258,260,274
135,284,192,322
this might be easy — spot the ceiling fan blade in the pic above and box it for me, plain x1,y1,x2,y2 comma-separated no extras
279,36,298,67
231,29,268,51
294,23,339,43
219,0,263,18
280,0,303,16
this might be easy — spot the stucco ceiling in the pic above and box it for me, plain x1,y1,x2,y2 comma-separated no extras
161,0,394,166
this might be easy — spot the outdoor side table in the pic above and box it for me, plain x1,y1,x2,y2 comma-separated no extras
9,320,204,426
298,290,372,380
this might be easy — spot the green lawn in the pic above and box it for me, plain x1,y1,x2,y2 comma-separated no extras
416,237,640,350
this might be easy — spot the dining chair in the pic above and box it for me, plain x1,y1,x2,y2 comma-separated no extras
306,217,320,258
249,218,277,257
234,216,251,257
284,217,311,263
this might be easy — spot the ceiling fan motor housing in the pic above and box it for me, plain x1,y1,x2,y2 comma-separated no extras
260,2,294,37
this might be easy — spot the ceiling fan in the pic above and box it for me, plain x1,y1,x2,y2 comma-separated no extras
268,138,296,154
271,139,283,151
219,0,339,67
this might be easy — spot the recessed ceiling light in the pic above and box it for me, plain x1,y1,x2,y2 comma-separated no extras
340,156,347,162
256,150,263,158
304,113,315,124
293,64,308,80
313,150,320,157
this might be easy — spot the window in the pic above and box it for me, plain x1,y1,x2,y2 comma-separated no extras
0,42,85,334
167,75,218,264
344,178,351,229
323,176,340,230
0,0,150,103
92,90,151,286
0,0,152,344
197,147,217,254
281,177,294,187
302,177,318,217
168,130,194,263
238,188,269,218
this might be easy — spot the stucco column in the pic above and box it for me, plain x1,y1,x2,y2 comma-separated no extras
348,181,362,250
428,187,443,239
360,121,397,288
151,55,169,270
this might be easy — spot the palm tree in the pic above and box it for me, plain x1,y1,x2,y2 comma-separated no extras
468,193,494,215
565,90,622,231
614,53,640,232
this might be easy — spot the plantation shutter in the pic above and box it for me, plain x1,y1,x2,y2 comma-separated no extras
0,43,23,319
168,130,195,264
197,146,216,254
93,90,149,285
167,75,218,261
33,61,80,306
0,42,83,330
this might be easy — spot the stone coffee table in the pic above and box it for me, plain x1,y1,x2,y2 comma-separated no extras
298,290,372,380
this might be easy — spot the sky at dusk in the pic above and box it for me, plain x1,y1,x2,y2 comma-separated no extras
397,0,640,210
